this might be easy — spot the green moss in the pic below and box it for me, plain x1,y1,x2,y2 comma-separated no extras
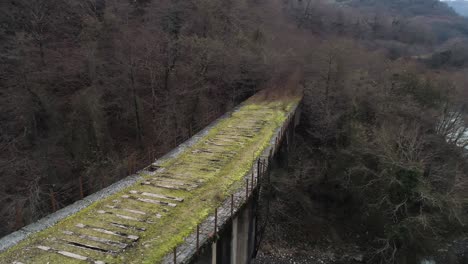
0,97,301,264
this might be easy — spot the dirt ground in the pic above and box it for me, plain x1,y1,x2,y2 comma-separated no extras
253,174,468,264
253,176,369,264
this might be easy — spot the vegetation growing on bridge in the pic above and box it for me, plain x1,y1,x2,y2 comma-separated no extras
0,95,301,264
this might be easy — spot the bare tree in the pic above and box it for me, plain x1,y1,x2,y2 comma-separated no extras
436,103,468,149
22,0,55,65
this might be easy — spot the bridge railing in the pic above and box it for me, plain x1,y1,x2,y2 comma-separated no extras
167,106,299,264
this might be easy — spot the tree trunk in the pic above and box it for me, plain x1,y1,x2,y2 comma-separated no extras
130,66,143,147
39,41,45,66
150,71,158,149
298,0,312,28
325,55,332,116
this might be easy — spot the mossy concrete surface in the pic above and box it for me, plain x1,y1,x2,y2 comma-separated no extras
0,95,301,264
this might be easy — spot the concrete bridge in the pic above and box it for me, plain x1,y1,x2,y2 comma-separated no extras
0,93,301,264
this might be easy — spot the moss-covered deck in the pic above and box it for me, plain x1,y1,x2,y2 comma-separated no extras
0,95,301,264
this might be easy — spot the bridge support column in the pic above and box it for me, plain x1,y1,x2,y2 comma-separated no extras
231,216,238,264
236,203,250,264
248,199,257,264
211,242,217,264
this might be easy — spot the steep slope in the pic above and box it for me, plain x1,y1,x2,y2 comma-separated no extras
0,0,271,238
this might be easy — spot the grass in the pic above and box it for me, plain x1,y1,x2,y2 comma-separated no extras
0,96,301,264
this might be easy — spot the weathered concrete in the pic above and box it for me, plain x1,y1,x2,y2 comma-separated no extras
0,101,237,254
231,217,238,264
212,242,217,264
0,95,301,264
187,105,300,264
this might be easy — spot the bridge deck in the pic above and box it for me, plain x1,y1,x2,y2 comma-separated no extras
0,95,300,264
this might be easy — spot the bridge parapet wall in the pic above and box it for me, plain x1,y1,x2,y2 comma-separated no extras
168,104,301,264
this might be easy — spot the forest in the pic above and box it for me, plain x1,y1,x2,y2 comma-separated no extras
445,0,468,17
0,0,467,263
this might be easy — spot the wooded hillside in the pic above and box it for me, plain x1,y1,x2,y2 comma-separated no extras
1,1,467,263
0,0,272,237
445,0,468,17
